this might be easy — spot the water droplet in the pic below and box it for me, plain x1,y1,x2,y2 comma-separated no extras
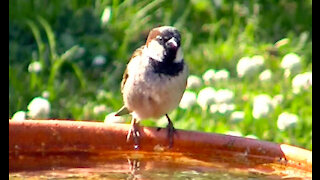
134,145,139,150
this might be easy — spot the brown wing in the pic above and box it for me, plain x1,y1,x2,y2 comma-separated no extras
120,45,145,92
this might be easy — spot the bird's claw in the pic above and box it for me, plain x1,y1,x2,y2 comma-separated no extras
127,118,140,149
166,114,176,148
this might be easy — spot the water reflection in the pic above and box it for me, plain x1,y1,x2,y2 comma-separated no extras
9,152,307,180
127,158,141,180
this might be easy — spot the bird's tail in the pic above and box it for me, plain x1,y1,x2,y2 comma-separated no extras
115,106,130,116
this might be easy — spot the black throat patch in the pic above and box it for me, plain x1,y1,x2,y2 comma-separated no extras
149,58,184,76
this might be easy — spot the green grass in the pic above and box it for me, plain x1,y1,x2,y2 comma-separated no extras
9,0,312,150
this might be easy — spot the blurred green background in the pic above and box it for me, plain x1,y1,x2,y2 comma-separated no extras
9,0,312,150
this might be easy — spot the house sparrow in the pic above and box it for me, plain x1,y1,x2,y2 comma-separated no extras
115,26,188,148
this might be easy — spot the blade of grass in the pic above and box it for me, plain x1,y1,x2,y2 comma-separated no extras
37,16,57,63
47,57,64,101
25,19,46,69
69,62,86,89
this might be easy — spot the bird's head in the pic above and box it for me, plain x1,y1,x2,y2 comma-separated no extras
144,26,183,63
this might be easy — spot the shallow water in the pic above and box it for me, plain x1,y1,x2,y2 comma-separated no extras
9,157,285,180
9,167,273,180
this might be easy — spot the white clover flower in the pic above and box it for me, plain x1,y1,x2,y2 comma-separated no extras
93,104,107,115
292,72,312,94
104,112,126,124
208,89,235,114
280,53,301,77
213,0,222,7
236,56,264,78
186,75,202,89
271,94,284,108
245,134,258,139
179,90,197,109
259,69,272,82
214,69,230,81
218,103,235,114
11,111,26,121
252,94,273,119
277,112,299,131
27,97,51,119
97,89,108,100
210,103,235,114
209,104,219,114
225,131,243,137
28,61,42,73
214,89,234,104
92,55,106,66
41,90,50,99
251,55,265,68
197,87,216,110
202,69,216,85
76,47,86,58
236,57,251,78
230,111,245,123
101,6,112,25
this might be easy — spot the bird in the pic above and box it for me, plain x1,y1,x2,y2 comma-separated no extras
115,26,188,148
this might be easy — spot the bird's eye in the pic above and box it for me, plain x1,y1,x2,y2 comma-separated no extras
156,36,162,41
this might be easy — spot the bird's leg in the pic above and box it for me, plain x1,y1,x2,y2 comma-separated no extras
165,114,176,148
127,117,140,149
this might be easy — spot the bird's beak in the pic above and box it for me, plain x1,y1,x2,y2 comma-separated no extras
166,37,178,50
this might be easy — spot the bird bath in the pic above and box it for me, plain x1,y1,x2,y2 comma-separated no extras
9,120,311,179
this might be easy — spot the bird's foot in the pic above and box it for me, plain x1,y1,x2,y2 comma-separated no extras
166,114,176,148
127,118,140,149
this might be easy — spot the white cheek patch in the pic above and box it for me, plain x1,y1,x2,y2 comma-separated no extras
174,47,184,63
145,40,165,62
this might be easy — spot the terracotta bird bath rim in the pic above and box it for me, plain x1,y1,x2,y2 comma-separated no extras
9,119,312,179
